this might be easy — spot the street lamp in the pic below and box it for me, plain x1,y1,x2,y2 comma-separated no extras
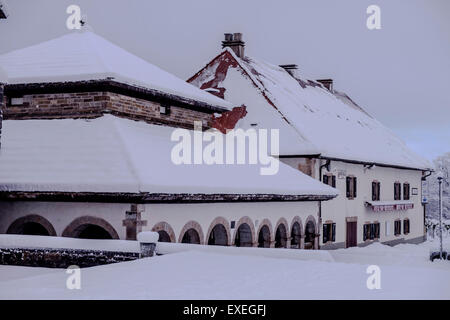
437,171,444,260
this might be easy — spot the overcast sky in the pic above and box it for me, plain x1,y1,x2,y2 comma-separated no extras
0,0,449,161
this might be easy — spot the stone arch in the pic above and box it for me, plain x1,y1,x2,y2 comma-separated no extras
233,216,255,247
304,215,317,250
152,221,176,243
178,221,204,244
206,217,231,246
257,218,273,248
62,216,119,239
7,215,57,237
274,218,289,248
290,216,303,249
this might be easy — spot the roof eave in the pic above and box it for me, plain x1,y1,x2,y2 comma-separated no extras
4,79,229,114
0,191,337,203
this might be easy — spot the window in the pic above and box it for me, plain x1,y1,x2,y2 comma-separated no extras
159,104,170,115
322,222,336,243
10,97,24,105
394,220,401,236
403,183,410,200
323,174,336,188
394,182,401,200
346,176,357,199
363,222,380,241
403,219,410,235
372,181,381,201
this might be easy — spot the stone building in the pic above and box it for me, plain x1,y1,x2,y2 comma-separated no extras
0,30,338,249
188,33,433,248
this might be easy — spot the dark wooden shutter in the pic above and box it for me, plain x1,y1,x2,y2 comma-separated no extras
375,223,380,238
332,223,336,242
363,224,368,241
370,224,375,240
346,177,351,197
323,224,329,243
394,183,398,200
323,175,329,185
377,182,381,201
372,182,376,201
353,177,357,198
332,176,336,188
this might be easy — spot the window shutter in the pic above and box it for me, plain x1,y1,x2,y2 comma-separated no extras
377,182,381,201
375,223,380,238
323,224,329,243
332,223,336,242
372,182,376,201
353,177,357,198
370,224,375,240
323,175,329,185
394,183,398,200
346,177,351,197
363,224,368,241
332,176,336,188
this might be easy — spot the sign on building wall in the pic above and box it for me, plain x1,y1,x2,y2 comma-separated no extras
421,180,428,204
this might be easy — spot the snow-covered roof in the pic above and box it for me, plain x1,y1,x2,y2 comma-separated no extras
0,30,231,110
0,115,337,198
189,48,431,170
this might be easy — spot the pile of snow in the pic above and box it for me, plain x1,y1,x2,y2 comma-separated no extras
137,232,159,243
0,30,231,110
0,234,139,253
1,240,450,299
0,115,338,197
156,241,334,262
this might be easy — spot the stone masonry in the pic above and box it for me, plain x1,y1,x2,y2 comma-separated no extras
3,91,214,129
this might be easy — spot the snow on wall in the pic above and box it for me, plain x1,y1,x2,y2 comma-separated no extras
0,30,231,110
0,115,338,196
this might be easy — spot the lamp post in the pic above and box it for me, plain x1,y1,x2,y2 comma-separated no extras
437,172,444,259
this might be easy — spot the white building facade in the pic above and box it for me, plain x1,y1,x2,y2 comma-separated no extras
188,33,432,248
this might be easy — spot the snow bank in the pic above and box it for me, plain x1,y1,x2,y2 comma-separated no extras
156,241,334,262
0,234,139,253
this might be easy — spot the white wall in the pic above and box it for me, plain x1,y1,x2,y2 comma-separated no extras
0,200,320,245
283,157,425,247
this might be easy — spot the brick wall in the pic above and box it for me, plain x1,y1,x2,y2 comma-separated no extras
3,91,213,129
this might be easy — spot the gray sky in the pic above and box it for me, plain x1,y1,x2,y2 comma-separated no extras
1,0,449,161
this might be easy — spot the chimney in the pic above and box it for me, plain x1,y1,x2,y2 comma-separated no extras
279,64,299,77
222,33,245,58
317,79,333,92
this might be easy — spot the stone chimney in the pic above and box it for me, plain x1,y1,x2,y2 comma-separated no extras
222,33,245,58
279,64,299,77
317,79,333,92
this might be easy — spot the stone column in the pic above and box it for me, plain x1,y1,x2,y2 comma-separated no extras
314,234,320,250
300,235,305,249
270,240,275,248
122,204,147,240
286,237,292,249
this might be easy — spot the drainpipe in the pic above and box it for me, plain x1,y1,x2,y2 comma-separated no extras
318,159,331,249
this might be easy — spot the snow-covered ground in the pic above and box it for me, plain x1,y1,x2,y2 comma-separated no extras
1,240,449,300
